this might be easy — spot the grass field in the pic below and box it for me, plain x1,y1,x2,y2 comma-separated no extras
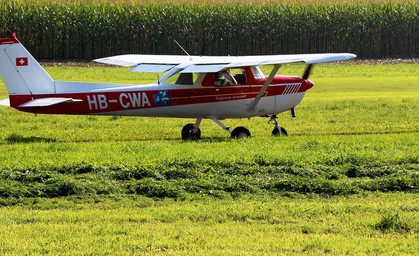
0,63,418,254
32,0,417,4
1,194,418,255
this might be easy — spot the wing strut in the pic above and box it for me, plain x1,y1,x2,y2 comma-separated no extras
247,64,281,112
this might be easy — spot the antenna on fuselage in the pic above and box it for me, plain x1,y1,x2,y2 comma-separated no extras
174,40,192,61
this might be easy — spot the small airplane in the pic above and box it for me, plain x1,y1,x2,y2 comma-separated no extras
0,34,355,139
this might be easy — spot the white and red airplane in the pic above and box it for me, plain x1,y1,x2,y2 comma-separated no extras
0,35,355,139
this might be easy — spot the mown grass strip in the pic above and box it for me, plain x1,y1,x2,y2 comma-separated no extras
0,133,417,198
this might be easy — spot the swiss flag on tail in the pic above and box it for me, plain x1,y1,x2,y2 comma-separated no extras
16,57,28,66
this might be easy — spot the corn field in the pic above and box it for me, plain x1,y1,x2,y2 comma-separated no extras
0,1,418,59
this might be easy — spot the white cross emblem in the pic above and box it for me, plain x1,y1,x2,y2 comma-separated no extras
16,57,28,66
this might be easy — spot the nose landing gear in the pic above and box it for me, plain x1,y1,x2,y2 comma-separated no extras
268,115,288,136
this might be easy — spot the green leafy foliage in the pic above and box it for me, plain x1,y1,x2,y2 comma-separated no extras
0,1,418,58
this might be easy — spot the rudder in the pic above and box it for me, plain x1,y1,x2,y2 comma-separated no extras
0,36,54,95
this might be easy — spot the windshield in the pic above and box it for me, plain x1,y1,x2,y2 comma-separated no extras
158,68,182,84
251,66,264,80
159,68,198,85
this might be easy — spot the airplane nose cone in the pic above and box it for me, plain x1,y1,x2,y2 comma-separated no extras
305,79,314,90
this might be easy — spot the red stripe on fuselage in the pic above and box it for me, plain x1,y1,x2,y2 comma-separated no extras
9,78,312,115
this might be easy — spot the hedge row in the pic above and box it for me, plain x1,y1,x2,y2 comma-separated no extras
0,1,418,60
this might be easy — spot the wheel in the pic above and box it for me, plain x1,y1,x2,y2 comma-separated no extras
272,126,288,136
181,123,201,140
231,126,251,139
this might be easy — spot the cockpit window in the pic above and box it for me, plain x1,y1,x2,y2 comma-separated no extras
251,66,264,81
229,68,247,84
214,70,237,86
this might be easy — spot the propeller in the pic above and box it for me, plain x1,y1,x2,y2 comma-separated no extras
302,64,313,80
295,64,315,118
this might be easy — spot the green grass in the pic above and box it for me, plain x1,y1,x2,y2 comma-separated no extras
0,64,417,198
0,63,418,255
0,134,417,198
0,194,418,255
1,64,418,141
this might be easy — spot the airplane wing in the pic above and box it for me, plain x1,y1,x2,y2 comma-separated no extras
95,53,356,112
19,97,82,108
94,53,356,73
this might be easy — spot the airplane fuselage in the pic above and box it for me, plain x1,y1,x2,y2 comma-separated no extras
9,75,313,119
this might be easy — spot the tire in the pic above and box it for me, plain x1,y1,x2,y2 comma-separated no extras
181,123,201,140
231,126,251,139
272,127,288,136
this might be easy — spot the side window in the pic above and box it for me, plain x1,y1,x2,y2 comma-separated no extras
201,67,263,86
214,71,236,86
229,68,247,84
214,69,247,86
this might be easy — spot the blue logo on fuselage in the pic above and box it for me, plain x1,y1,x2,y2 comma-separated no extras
153,90,171,106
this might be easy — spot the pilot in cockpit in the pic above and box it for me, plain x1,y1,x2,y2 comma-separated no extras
214,70,238,86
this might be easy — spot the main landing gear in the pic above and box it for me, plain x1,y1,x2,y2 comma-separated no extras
181,117,252,140
181,115,287,140
181,118,202,140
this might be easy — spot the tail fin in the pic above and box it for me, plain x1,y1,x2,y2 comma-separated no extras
0,36,54,95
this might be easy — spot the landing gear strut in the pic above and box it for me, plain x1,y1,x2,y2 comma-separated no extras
209,117,251,139
269,115,287,136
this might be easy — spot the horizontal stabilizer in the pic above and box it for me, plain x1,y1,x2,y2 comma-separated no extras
19,97,82,108
0,98,10,107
